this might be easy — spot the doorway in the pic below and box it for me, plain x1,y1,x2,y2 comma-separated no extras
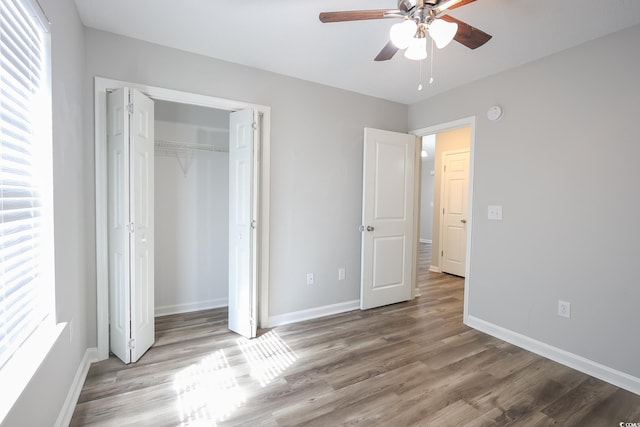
419,135,436,246
94,78,272,361
153,100,231,316
413,117,475,322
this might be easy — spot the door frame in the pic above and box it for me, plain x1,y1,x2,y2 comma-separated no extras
411,116,476,323
94,77,271,360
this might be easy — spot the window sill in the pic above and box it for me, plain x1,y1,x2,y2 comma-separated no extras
0,321,66,423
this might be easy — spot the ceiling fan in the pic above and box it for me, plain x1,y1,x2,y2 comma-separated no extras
319,0,492,61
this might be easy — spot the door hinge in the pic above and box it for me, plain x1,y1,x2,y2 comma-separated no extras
444,165,447,172
126,222,135,234
442,208,445,216
127,103,134,115
128,338,135,349
251,121,258,130
441,250,444,257
250,220,257,230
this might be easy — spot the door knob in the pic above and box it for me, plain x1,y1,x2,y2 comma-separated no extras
460,219,467,224
366,225,375,232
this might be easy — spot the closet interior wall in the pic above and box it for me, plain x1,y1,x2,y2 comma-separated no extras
153,100,231,316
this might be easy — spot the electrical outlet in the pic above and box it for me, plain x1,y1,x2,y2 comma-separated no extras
338,268,346,281
558,300,571,318
306,273,314,285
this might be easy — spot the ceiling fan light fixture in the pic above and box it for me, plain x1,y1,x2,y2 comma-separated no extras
404,36,427,61
428,19,458,49
390,19,417,49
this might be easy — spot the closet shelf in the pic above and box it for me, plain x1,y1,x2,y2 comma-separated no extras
154,139,229,157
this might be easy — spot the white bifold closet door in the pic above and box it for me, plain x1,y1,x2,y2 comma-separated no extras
107,87,155,364
228,109,258,339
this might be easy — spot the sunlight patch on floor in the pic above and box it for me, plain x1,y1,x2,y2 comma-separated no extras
237,330,298,387
173,350,244,426
172,330,298,425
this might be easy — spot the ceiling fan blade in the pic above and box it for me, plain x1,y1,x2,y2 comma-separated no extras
444,0,477,12
374,41,399,61
432,0,477,14
319,10,401,23
440,14,492,49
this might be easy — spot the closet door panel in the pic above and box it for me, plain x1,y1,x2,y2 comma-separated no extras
228,109,257,339
130,89,155,362
107,88,132,364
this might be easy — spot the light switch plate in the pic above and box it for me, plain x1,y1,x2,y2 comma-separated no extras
488,205,503,220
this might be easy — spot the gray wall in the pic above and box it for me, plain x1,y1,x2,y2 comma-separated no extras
409,24,640,379
419,159,435,242
3,0,91,425
83,29,408,320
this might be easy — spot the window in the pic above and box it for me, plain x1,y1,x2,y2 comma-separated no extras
0,0,53,370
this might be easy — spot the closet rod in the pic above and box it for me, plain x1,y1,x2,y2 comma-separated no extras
154,139,229,153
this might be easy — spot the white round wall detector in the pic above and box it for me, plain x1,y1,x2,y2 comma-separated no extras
487,105,503,121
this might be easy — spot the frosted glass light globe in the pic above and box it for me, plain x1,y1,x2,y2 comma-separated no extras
428,19,458,49
390,19,417,49
404,37,427,60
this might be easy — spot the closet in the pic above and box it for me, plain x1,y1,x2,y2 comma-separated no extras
153,100,231,316
101,80,264,363
107,87,258,364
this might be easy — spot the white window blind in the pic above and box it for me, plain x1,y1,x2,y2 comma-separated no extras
0,0,52,370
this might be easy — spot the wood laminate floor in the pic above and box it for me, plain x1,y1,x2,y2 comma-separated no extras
71,244,640,426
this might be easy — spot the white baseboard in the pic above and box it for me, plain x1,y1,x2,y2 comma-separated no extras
55,347,98,427
265,300,360,328
429,265,441,273
466,315,640,396
155,298,228,317
419,239,433,244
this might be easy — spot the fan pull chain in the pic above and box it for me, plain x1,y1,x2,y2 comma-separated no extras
429,38,435,84
418,59,423,91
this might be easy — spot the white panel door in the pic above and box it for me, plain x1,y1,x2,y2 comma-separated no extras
107,88,131,363
228,109,257,338
361,128,416,310
130,89,155,362
441,150,469,277
107,88,155,364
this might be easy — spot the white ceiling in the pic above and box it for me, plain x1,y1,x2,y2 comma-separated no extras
73,0,640,105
